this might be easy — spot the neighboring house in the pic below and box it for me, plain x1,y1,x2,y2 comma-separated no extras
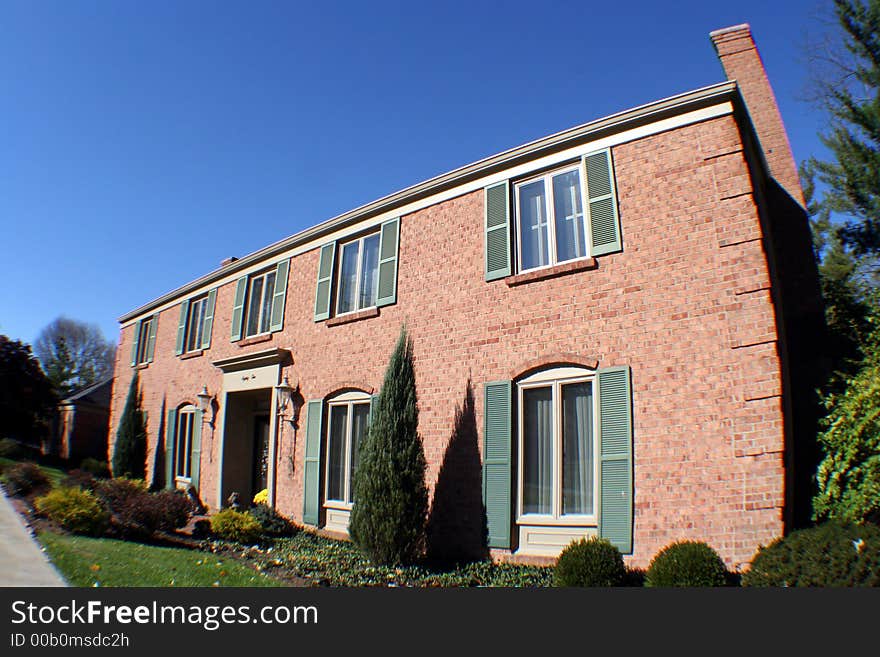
108,25,824,568
49,377,112,463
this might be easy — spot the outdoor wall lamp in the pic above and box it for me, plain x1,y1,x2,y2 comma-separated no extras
196,385,213,414
275,376,296,427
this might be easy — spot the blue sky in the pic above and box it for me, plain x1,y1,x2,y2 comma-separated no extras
0,0,834,348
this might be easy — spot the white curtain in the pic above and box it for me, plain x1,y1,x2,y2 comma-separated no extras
523,387,553,514
562,382,593,515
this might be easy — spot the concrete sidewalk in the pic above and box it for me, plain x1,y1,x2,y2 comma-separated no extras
0,489,66,586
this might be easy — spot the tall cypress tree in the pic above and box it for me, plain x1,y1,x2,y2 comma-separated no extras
349,327,428,566
112,372,147,479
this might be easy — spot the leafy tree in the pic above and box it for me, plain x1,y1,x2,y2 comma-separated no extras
806,0,880,265
813,306,880,524
112,372,147,479
349,327,429,565
34,316,115,398
0,335,57,447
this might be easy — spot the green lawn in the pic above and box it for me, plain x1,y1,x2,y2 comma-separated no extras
0,457,67,488
38,532,286,587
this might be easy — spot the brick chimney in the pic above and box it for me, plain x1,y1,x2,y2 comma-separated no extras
711,24,805,207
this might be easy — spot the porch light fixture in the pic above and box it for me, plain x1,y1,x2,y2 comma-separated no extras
196,385,212,414
275,376,294,414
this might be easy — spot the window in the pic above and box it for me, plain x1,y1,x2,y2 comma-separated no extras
482,366,633,555
483,148,621,282
186,296,208,352
130,315,157,366
176,289,217,355
175,407,196,481
518,369,596,522
515,165,588,272
313,217,400,322
230,259,290,343
325,395,371,505
245,269,276,337
336,233,380,315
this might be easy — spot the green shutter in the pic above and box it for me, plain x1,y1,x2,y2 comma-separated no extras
302,399,323,526
585,149,622,256
190,410,203,491
376,218,400,307
130,320,141,366
483,380,512,549
269,259,290,332
165,408,177,490
369,394,380,425
201,288,217,350
598,366,633,554
230,276,248,342
484,181,511,281
175,300,190,355
145,315,158,363
313,242,336,321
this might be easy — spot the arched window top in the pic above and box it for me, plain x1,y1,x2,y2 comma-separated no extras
327,389,371,403
177,402,197,414
517,364,595,385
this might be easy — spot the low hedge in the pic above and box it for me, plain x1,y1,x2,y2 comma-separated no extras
210,509,263,544
2,462,50,496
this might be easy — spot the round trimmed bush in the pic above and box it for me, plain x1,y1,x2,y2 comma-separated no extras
554,537,626,587
152,490,194,532
210,509,263,544
645,540,728,587
742,522,880,587
2,462,49,496
34,487,109,536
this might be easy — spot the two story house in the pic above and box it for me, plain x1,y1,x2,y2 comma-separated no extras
109,24,824,568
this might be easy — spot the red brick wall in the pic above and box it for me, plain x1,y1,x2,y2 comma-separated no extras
109,111,788,569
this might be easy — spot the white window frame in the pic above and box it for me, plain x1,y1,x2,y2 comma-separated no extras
514,163,592,274
184,295,208,353
324,391,371,510
134,317,154,365
516,367,598,527
334,231,380,316
244,269,276,338
175,405,196,483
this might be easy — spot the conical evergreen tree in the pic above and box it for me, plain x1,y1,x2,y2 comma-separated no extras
112,372,147,479
349,327,428,565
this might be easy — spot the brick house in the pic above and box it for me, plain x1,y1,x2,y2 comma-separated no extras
109,24,824,568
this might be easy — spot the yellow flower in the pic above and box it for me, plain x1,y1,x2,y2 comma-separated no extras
253,489,269,505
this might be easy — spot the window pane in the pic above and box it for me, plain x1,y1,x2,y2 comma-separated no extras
359,234,380,309
553,170,586,263
259,272,276,333
246,277,264,337
522,386,553,515
327,406,348,502
186,298,206,352
349,403,370,503
137,320,151,363
562,382,593,515
337,241,360,314
176,413,192,479
518,180,549,271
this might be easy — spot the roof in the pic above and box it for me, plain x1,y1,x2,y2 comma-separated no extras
118,80,740,324
62,377,114,407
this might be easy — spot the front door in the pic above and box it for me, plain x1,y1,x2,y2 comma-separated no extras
252,415,270,500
